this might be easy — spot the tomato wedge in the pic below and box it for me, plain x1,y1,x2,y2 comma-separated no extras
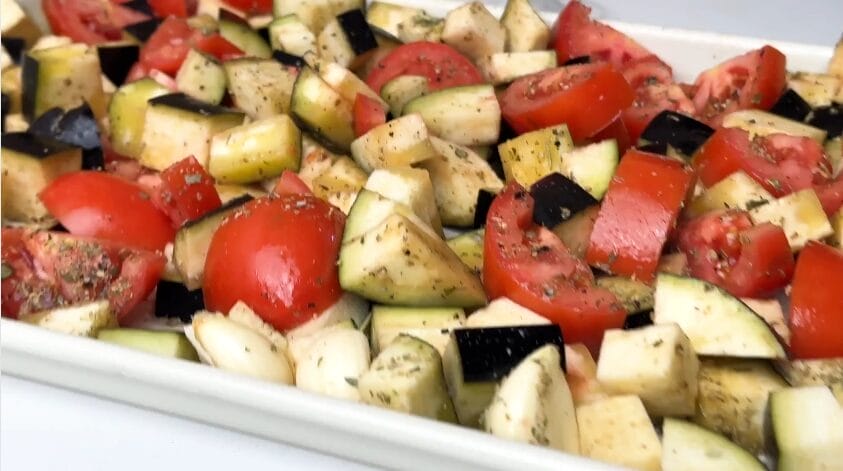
43,0,150,45
692,45,787,126
789,242,843,359
550,0,655,69
693,127,830,197
222,0,272,15
499,63,634,141
675,210,794,298
364,42,484,94
139,17,244,75
153,156,222,227
272,171,312,196
815,175,843,216
586,150,695,282
353,94,387,137
148,0,196,17
39,171,175,251
484,183,625,353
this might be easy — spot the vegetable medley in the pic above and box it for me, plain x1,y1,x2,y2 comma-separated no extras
1,0,842,469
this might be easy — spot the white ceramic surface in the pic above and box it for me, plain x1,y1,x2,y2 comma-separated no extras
2,0,837,470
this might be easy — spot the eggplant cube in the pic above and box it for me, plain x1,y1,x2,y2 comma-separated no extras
576,395,662,471
596,324,699,417
441,2,505,62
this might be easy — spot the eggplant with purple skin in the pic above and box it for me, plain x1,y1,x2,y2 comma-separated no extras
639,110,714,157
769,89,813,122
97,42,140,86
28,103,104,169
808,103,843,138
530,172,598,228
123,18,161,43
155,281,204,322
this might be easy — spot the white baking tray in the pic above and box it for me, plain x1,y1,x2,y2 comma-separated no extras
3,1,833,469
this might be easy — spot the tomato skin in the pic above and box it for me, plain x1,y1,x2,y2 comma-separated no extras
353,94,387,137
272,171,312,196
39,171,175,251
590,117,632,155
484,183,625,353
550,0,654,69
500,63,635,141
222,0,273,14
203,195,346,331
586,150,695,282
815,175,843,216
43,0,150,45
1,229,57,319
693,127,829,197
676,211,794,298
693,46,787,125
789,242,843,359
365,42,484,94
193,33,245,62
153,156,222,227
148,0,196,17
140,17,195,75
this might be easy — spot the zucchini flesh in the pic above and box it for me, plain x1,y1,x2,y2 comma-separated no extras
290,66,355,153
224,58,297,119
349,113,438,172
175,49,226,105
662,419,765,471
402,85,500,146
771,386,843,471
108,78,170,158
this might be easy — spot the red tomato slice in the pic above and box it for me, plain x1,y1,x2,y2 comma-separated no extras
484,183,625,354
1,229,57,319
43,0,150,45
203,195,346,331
148,0,196,17
693,127,830,197
153,156,222,227
364,42,484,94
139,17,195,75
586,150,695,282
789,242,843,359
550,0,655,69
675,210,794,298
815,175,843,216
499,63,635,141
272,171,312,196
193,33,245,62
222,0,273,15
590,117,632,155
692,45,787,126
39,171,175,251
353,94,387,137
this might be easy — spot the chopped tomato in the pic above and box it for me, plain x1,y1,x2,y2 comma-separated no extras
620,56,696,143
222,0,272,14
124,62,150,83
43,0,150,45
2,229,164,323
203,195,346,331
484,183,625,354
815,175,843,216
148,0,196,17
193,33,245,62
153,156,222,227
692,45,787,126
693,127,830,197
590,117,632,155
353,94,387,137
272,171,312,196
39,171,175,251
499,63,635,141
675,210,794,298
550,0,655,69
789,242,843,359
586,150,695,282
139,18,244,76
364,42,484,94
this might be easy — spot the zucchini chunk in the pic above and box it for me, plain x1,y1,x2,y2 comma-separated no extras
500,0,550,53
596,324,699,417
305,152,368,214
722,109,827,142
209,115,302,184
403,85,500,146
140,93,244,170
108,78,170,158
446,229,484,276
483,51,557,85
349,113,438,172
559,139,619,199
395,12,444,43
830,37,843,79
22,43,106,121
653,274,786,358
173,195,253,290
1,0,42,48
19,301,116,338
176,49,226,105
286,293,369,364
788,71,841,108
662,419,765,471
770,386,843,471
224,58,297,119
564,343,607,406
364,167,443,235
218,9,271,58
418,137,504,227
272,0,364,36
484,345,579,453
339,210,485,307
498,124,572,187
775,358,843,405
290,65,355,153
365,2,425,38
595,276,654,314
1,65,22,114
464,297,551,328
268,14,317,56
96,42,139,86
317,60,386,108
358,334,457,422
694,358,787,454
441,2,505,63
380,74,428,116
686,171,774,218
98,329,199,361
444,325,564,427
317,9,378,69
748,188,833,252
371,305,465,355
296,328,371,402
577,396,662,471
1,132,82,223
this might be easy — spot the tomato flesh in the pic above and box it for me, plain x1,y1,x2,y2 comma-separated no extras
222,0,272,14
153,156,222,227
272,171,312,196
499,63,635,141
139,18,243,76
43,0,150,45
789,242,843,359
586,150,695,282
353,94,387,137
39,171,175,251
203,195,346,331
675,210,794,298
484,183,625,354
365,42,484,94
693,127,830,197
815,175,843,216
148,0,196,17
